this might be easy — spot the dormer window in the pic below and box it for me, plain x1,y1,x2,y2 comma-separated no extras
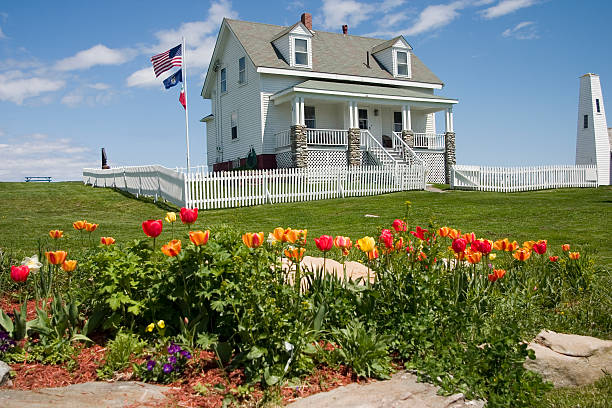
294,38,308,66
396,51,409,77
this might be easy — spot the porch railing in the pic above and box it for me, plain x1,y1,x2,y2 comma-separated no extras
360,129,397,166
414,133,445,150
306,128,348,145
391,132,425,167
275,129,291,150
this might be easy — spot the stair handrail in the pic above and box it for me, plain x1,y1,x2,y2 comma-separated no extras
360,130,397,165
391,132,425,166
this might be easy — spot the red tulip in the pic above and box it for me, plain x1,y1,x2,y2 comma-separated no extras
315,235,333,252
452,238,467,254
488,273,497,282
379,229,394,249
410,226,428,240
10,265,30,283
533,240,547,255
549,256,559,262
142,219,163,238
471,239,492,255
392,219,407,232
180,207,198,225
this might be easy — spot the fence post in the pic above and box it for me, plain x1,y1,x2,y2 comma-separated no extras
337,170,345,198
264,171,272,204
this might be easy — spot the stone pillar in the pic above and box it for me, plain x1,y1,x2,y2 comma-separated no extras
347,128,361,166
401,129,414,148
444,131,456,184
291,125,307,168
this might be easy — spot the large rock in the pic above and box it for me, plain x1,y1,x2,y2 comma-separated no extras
0,381,167,407
288,371,485,408
524,330,612,387
0,361,10,387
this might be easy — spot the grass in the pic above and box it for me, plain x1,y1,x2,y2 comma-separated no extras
0,181,611,406
1,182,611,265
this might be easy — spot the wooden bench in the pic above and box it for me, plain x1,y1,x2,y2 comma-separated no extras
25,176,52,182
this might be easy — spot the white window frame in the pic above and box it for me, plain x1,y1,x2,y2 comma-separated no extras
220,67,227,94
304,106,316,128
395,50,410,78
293,37,310,68
231,111,238,140
238,57,246,85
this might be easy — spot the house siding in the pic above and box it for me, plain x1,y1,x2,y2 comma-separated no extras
212,31,262,163
272,34,291,64
373,48,393,75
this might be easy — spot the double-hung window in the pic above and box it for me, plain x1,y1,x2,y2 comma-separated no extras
294,38,308,66
393,112,402,132
238,57,246,84
304,106,316,128
220,68,227,93
396,51,409,76
231,111,238,139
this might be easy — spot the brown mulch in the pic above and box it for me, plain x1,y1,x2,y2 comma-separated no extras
0,297,49,321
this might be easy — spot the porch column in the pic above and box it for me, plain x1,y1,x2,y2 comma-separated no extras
444,106,456,184
347,101,361,166
291,96,307,167
401,105,414,148
299,97,305,126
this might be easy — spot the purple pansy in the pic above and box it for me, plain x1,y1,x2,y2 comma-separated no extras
146,359,156,371
168,355,177,364
167,343,181,354
180,350,192,359
163,363,173,373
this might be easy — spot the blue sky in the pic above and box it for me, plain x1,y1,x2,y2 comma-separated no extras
0,0,610,181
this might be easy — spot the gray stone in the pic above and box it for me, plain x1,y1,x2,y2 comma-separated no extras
444,132,456,184
401,129,414,148
0,361,10,387
287,371,485,408
524,330,612,388
347,128,362,166
0,381,168,408
291,125,308,168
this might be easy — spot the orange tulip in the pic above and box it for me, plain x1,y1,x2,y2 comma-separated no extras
285,229,307,244
562,244,570,252
466,250,482,264
100,237,116,245
448,229,461,239
45,250,68,265
273,227,286,242
161,239,182,257
49,230,63,239
522,240,535,250
85,222,98,232
417,251,427,261
463,232,476,243
73,220,86,230
61,260,77,272
513,248,531,261
493,238,518,252
367,247,379,260
488,269,506,282
438,227,451,237
284,246,305,262
242,232,264,248
189,230,210,246
569,252,580,260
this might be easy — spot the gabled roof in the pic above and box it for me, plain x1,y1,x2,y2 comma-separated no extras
224,19,442,85
371,36,412,54
270,21,313,42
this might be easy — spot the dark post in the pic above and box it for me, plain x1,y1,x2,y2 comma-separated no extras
102,148,110,169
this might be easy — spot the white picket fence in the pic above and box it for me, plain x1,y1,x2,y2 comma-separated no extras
185,165,425,209
451,165,598,192
83,164,426,209
83,165,187,207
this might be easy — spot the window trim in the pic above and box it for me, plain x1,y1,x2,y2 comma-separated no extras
220,67,227,94
238,57,246,85
293,37,310,67
231,111,238,140
304,105,316,128
395,50,409,77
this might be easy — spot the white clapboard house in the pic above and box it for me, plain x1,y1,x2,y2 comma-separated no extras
201,13,458,183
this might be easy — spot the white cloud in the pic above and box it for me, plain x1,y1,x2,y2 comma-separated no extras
54,44,135,71
285,0,304,10
405,1,468,36
127,0,237,87
88,82,110,90
61,92,84,107
502,20,538,39
320,0,375,30
0,26,6,39
0,133,96,181
481,0,537,19
61,84,116,107
0,71,65,104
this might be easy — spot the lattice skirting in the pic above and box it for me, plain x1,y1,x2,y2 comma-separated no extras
416,152,445,183
276,151,293,168
361,151,378,166
308,149,347,167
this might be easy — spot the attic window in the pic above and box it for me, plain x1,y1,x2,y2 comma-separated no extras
396,51,409,77
238,57,246,84
294,38,308,66
596,98,600,113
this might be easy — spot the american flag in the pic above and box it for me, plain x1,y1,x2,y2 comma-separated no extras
150,44,182,77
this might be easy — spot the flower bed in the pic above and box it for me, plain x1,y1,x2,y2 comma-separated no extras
0,203,606,407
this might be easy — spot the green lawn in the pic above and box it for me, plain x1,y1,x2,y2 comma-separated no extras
1,182,611,265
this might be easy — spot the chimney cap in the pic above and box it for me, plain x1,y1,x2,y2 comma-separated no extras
342,24,348,35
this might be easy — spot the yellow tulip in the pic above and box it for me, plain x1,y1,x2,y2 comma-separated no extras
357,236,376,253
165,212,177,223
146,323,155,332
157,320,165,329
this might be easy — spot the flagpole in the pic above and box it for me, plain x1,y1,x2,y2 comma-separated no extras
182,36,191,173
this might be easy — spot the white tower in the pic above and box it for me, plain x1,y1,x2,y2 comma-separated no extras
576,73,610,185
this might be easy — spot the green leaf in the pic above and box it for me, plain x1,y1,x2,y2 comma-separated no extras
313,304,326,332
0,309,14,333
214,342,232,365
246,346,264,360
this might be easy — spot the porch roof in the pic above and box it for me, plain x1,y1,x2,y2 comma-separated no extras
271,80,458,105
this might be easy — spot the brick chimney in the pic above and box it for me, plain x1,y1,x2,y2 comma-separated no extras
342,24,348,35
301,13,312,30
